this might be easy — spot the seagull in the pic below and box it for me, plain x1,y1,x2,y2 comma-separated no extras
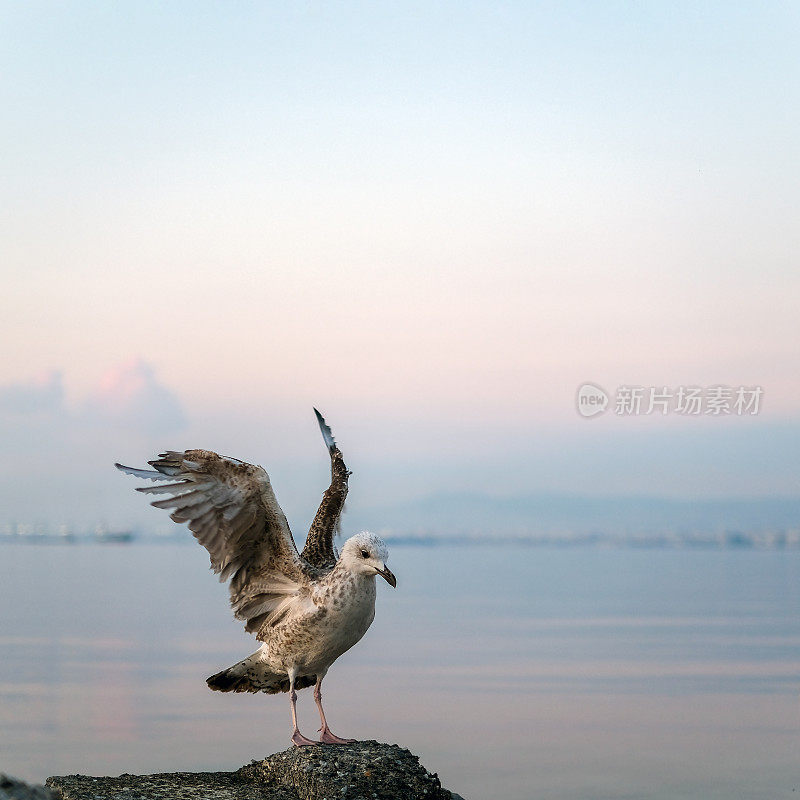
115,409,396,747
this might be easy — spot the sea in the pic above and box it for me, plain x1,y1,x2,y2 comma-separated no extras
1,540,798,800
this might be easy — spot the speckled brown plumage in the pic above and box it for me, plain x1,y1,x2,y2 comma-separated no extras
301,444,349,570
118,448,317,635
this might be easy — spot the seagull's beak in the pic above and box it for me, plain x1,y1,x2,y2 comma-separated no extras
375,563,397,588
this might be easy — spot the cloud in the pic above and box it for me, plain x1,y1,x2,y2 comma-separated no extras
87,359,186,436
0,370,64,415
0,361,185,436
0,360,188,526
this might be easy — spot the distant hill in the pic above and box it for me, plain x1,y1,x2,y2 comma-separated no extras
346,492,800,536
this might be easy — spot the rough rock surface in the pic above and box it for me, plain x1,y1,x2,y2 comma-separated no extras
46,741,464,800
0,774,57,800
46,770,290,800
240,740,455,800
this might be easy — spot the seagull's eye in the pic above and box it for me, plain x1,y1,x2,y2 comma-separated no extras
360,549,369,559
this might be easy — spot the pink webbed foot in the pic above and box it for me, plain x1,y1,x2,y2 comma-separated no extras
318,726,356,745
291,730,318,747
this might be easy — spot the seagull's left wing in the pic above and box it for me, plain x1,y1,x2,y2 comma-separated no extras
302,409,350,569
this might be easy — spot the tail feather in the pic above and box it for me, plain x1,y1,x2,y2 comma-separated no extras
206,651,315,694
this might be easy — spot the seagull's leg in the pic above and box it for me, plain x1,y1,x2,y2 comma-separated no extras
288,670,317,747
314,672,356,745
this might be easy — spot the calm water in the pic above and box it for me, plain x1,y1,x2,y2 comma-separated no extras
1,542,798,800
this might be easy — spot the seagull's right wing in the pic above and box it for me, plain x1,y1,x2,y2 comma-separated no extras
301,409,350,569
116,450,315,635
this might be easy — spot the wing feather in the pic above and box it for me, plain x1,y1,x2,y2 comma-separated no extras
314,407,337,451
114,464,176,481
150,489,207,510
136,481,194,495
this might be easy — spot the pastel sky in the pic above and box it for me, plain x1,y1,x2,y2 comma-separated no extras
2,2,799,529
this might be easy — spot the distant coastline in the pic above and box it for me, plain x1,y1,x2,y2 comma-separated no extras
2,528,799,550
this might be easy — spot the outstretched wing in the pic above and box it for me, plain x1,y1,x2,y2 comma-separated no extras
301,409,350,569
116,450,316,637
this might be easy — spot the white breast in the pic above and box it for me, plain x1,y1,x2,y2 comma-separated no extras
300,575,377,674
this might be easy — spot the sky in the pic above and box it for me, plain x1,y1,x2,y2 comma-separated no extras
2,2,800,531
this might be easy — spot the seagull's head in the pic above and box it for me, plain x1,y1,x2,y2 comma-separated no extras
341,531,396,588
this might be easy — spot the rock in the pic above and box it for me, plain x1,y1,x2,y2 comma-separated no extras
46,741,464,800
0,774,58,800
239,740,453,800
